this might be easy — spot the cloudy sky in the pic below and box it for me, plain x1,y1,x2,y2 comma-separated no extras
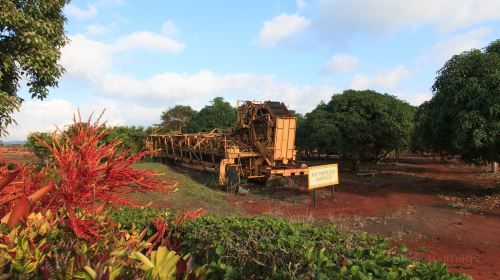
5,0,500,141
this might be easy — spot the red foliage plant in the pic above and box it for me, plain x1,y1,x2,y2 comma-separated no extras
0,111,176,240
146,208,205,255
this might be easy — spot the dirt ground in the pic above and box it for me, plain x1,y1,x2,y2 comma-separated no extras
224,157,500,279
4,151,499,279
130,157,499,279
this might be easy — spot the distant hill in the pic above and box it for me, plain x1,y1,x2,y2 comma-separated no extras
1,140,26,145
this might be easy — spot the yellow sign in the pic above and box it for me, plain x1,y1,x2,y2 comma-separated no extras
308,164,339,189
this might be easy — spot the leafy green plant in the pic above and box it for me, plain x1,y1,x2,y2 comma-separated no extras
0,210,59,279
1,210,203,279
175,215,469,279
25,132,55,161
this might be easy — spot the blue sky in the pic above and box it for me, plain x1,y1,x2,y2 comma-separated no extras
5,0,500,141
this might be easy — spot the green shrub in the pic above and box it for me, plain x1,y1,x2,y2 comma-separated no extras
108,207,175,239
0,210,203,279
25,132,55,161
176,215,468,280
107,209,469,280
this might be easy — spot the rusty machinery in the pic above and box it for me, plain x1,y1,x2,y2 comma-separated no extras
146,101,308,187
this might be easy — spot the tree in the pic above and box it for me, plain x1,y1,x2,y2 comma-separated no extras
187,97,236,132
104,126,150,154
296,103,341,157
0,0,69,137
26,125,151,161
298,90,415,170
415,40,499,170
160,105,197,132
25,132,55,162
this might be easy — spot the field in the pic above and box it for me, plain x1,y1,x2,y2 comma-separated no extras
2,147,498,279
127,157,500,279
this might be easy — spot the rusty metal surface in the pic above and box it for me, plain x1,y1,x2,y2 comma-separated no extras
147,101,307,186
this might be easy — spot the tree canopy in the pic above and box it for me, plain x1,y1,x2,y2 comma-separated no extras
414,39,499,164
104,126,151,154
160,105,197,132
25,131,54,161
0,0,69,137
187,97,236,132
297,90,415,170
296,102,340,156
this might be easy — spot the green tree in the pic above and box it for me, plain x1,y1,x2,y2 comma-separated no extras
415,40,499,170
298,90,415,170
25,132,55,161
160,105,197,132
187,97,236,132
0,0,69,137
104,126,150,154
26,125,151,162
296,103,340,157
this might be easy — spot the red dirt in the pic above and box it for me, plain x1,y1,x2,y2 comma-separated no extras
402,210,500,279
226,158,500,279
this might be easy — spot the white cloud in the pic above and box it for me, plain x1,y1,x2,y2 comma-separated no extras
349,65,410,90
64,4,97,20
161,20,179,37
60,35,113,82
296,0,307,9
422,27,492,66
4,98,165,141
316,0,500,46
4,76,334,141
255,13,310,48
114,31,184,53
323,54,359,74
6,99,74,140
59,35,334,112
61,31,184,84
85,24,111,37
406,92,432,106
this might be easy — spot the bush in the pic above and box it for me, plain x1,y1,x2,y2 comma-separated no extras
104,126,151,154
109,207,175,238
0,210,203,279
25,132,55,161
108,209,469,280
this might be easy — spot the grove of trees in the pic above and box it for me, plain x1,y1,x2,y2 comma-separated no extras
25,125,150,161
160,97,236,133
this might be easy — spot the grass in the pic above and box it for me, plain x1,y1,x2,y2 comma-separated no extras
130,162,240,215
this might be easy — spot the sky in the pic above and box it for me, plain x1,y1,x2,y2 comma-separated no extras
5,0,500,141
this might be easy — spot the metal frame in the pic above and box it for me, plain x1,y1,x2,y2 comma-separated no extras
147,101,308,186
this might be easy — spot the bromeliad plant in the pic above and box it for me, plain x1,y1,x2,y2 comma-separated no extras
0,111,176,240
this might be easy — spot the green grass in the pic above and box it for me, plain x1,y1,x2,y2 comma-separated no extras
130,162,239,215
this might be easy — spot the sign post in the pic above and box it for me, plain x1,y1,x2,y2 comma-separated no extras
308,164,339,208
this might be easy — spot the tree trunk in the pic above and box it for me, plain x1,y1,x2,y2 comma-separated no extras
492,162,498,174
351,159,360,171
